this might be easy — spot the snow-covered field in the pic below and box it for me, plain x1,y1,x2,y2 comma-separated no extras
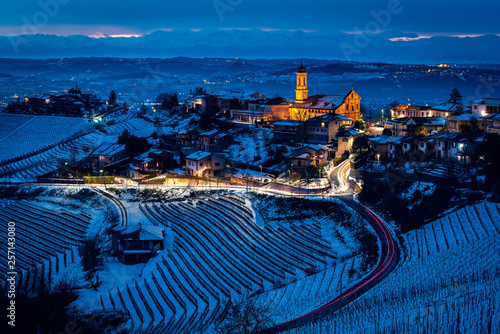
0,113,94,163
282,200,500,333
70,190,375,333
0,113,155,182
0,187,118,297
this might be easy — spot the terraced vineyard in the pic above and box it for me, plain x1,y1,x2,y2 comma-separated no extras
282,201,500,333
0,114,94,163
80,194,362,333
0,199,91,296
0,115,154,182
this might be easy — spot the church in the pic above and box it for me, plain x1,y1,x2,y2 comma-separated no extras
289,63,361,121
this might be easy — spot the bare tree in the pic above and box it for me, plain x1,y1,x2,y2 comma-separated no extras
216,292,275,334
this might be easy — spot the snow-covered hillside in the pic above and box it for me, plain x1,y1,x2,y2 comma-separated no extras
70,190,375,333
0,113,154,182
0,187,118,297
282,201,500,333
0,113,94,163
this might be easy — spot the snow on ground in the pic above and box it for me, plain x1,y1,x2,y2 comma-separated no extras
283,200,500,333
76,259,147,312
400,181,437,209
67,190,369,333
0,114,154,182
231,168,274,179
0,113,94,163
226,129,284,167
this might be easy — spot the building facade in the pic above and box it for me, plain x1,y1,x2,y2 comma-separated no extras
289,64,361,121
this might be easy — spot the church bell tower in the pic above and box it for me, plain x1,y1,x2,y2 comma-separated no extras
295,62,308,104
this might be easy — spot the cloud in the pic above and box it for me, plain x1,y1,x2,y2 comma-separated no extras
0,0,497,37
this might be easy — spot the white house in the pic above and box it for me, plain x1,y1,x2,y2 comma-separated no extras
185,151,226,177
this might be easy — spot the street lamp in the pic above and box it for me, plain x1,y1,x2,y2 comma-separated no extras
100,169,106,189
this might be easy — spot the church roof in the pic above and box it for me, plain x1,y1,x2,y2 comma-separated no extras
297,62,306,73
291,94,344,110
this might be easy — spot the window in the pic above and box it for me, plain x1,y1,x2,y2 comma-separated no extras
200,163,203,166
125,242,130,249
474,105,478,110
215,162,220,167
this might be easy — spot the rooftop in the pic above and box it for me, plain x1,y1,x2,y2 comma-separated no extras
186,151,212,161
115,224,164,241
291,94,344,110
447,113,480,121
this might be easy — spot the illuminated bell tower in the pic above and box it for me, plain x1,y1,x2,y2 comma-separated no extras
295,62,308,104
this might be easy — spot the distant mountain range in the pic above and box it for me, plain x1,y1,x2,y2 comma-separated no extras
1,29,499,64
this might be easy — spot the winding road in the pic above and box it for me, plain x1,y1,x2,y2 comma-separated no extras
258,160,400,333
91,187,128,226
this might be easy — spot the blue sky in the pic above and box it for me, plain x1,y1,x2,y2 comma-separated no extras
0,0,499,37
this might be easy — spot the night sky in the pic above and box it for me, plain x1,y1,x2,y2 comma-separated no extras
0,0,498,37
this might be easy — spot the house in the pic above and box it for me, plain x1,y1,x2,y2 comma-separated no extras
272,120,306,143
12,86,102,117
185,151,226,177
84,143,127,169
112,224,165,265
290,144,329,176
416,136,438,159
482,112,500,134
214,91,265,111
198,130,235,152
185,88,219,113
401,136,422,157
132,148,173,172
231,109,274,125
391,105,434,118
173,126,205,147
434,132,486,162
385,117,444,137
445,113,482,133
368,135,404,161
305,113,353,144
471,97,500,116
335,127,363,158
429,102,469,117
264,97,290,121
